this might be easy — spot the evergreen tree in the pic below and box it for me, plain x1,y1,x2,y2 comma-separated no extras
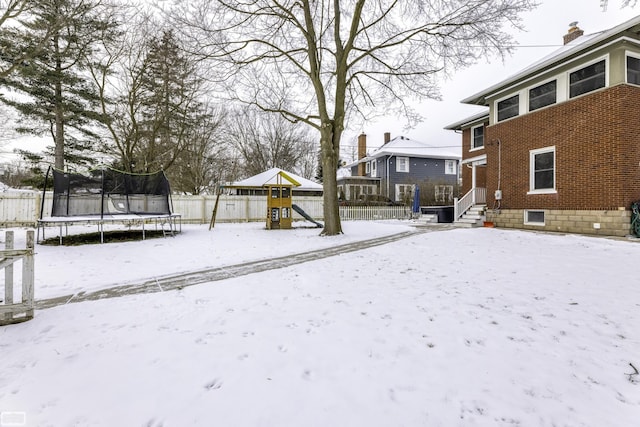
0,0,119,170
133,29,201,173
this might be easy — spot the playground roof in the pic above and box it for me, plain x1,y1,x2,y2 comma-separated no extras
228,168,323,192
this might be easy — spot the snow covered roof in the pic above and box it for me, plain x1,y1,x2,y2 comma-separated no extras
444,110,490,131
363,136,461,161
461,14,640,106
229,167,323,191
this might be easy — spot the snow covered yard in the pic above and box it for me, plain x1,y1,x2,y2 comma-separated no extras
1,223,639,426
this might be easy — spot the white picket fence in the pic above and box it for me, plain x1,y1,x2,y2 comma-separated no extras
0,230,35,325
0,192,410,226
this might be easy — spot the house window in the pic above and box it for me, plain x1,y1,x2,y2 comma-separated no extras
363,185,376,195
497,95,519,122
471,125,484,150
627,55,640,85
445,160,457,175
524,210,545,226
365,162,370,174
435,185,454,203
529,146,555,193
396,157,409,173
395,184,412,202
371,160,377,177
529,80,557,111
569,60,605,98
348,185,361,200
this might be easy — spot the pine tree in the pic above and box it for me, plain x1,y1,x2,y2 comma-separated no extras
0,0,119,170
133,30,201,173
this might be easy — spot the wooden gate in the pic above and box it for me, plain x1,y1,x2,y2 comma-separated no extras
0,231,35,326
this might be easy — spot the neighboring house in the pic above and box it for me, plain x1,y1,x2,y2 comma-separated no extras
446,17,640,236
338,133,461,203
227,167,323,196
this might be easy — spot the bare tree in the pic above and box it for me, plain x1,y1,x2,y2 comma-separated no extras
91,11,217,179
226,108,318,178
600,0,637,11
168,105,227,194
172,0,537,235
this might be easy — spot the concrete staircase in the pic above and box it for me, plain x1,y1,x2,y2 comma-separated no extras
411,213,439,226
454,204,486,228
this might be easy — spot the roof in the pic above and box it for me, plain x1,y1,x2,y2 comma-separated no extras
228,167,323,191
444,110,490,131
461,14,640,106
364,136,461,161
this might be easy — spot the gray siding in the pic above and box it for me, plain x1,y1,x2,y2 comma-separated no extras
376,156,458,200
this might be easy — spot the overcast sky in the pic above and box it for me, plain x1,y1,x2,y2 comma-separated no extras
342,0,637,160
2,1,636,167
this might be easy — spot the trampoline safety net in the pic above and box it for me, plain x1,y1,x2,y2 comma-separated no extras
49,167,172,217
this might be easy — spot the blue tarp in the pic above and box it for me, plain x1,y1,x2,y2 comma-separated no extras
412,187,420,213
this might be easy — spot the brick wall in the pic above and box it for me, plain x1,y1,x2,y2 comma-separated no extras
484,84,640,211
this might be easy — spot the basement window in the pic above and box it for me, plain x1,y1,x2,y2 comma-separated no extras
524,210,545,226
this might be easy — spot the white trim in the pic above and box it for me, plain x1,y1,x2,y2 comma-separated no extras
566,54,609,100
371,160,377,177
461,154,487,165
529,146,556,193
465,34,639,104
445,160,457,175
470,124,485,151
395,156,409,173
524,210,546,226
444,111,489,131
527,189,558,195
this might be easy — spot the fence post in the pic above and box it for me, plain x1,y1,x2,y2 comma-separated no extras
4,231,14,323
454,197,459,221
23,231,35,319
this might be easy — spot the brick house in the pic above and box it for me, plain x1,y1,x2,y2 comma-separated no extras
338,133,460,204
445,16,640,236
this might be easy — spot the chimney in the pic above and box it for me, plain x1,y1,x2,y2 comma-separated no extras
357,133,367,176
384,132,391,145
563,21,584,45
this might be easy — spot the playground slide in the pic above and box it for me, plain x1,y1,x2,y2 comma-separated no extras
292,204,323,228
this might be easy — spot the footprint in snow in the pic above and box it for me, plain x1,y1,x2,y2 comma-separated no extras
204,378,223,390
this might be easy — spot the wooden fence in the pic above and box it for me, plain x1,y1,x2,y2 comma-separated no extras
0,192,409,226
0,230,35,326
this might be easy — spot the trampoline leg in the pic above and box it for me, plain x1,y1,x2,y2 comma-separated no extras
142,222,146,240
59,224,63,245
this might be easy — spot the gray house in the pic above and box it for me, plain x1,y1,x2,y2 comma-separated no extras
338,133,461,203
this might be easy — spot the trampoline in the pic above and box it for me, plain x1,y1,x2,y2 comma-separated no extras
37,167,181,244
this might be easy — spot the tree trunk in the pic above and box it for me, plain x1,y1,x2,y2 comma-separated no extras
54,35,64,171
320,124,342,236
